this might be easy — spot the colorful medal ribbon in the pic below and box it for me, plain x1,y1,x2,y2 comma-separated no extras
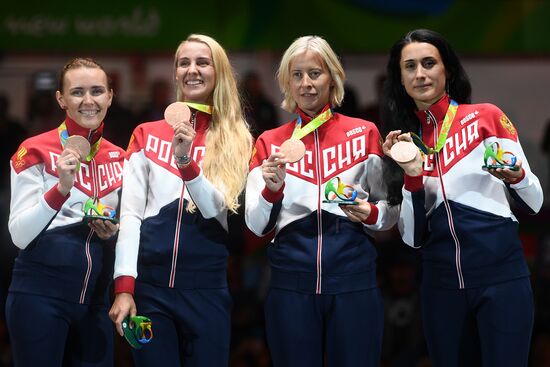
291,108,333,140
411,99,458,155
58,121,102,161
184,102,213,115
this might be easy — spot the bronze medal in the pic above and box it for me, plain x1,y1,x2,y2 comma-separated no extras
390,141,418,163
279,139,306,163
65,135,91,162
164,102,191,126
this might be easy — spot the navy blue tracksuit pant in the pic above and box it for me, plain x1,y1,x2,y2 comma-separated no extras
6,292,113,367
265,287,384,367
130,280,231,367
422,277,534,367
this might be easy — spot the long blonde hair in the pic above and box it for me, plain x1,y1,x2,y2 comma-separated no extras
277,35,346,113
174,34,252,213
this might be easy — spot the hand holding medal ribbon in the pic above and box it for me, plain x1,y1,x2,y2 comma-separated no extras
387,99,460,177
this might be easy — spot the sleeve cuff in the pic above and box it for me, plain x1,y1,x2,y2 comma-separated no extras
362,202,379,225
44,185,70,211
404,174,424,192
178,160,201,181
114,276,135,295
243,226,275,253
508,168,526,185
261,183,285,203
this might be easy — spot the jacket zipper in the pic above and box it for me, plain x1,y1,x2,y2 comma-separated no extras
79,158,97,304
169,111,197,287
314,130,323,294
427,111,465,289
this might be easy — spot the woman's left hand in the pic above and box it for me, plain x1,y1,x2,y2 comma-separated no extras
89,219,119,240
340,198,372,223
488,158,523,184
172,121,196,158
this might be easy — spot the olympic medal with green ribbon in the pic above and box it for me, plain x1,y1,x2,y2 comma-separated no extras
58,121,101,163
280,109,333,163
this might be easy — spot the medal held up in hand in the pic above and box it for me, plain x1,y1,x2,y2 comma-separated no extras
281,108,334,163
64,135,91,161
164,102,191,126
64,135,91,171
279,138,306,163
390,141,419,163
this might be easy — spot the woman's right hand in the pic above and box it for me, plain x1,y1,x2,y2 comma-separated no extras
56,148,81,196
109,293,137,337
383,130,423,177
261,152,287,192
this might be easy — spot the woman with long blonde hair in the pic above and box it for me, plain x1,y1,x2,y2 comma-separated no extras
109,34,252,366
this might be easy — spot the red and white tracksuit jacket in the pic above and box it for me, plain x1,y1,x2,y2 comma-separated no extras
400,94,543,289
245,105,398,295
113,109,231,293
8,118,124,304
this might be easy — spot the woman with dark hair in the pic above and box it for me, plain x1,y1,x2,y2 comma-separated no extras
381,29,543,366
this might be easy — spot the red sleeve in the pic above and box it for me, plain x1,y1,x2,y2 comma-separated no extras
114,276,135,295
480,104,519,142
11,143,43,174
362,202,379,225
125,125,145,159
44,185,70,210
178,160,201,181
249,136,270,171
243,226,276,254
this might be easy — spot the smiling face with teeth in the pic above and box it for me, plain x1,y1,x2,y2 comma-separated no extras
175,41,216,104
56,67,113,130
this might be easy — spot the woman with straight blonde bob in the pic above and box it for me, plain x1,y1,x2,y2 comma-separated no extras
109,34,252,366
246,35,398,367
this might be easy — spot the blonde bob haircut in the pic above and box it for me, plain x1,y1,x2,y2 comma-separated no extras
174,34,252,213
277,35,346,113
